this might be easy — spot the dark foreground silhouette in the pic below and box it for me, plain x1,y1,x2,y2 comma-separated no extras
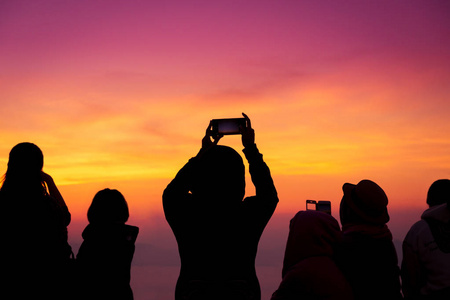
163,114,278,300
77,189,139,300
271,210,354,300
0,142,72,300
402,179,450,299
3,141,449,300
338,180,402,300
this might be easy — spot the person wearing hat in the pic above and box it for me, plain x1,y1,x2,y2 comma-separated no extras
401,179,450,299
337,179,402,300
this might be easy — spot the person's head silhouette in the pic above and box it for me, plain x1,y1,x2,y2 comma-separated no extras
426,179,450,207
340,179,390,226
282,210,341,277
87,189,129,224
8,142,44,173
2,142,45,195
192,145,245,205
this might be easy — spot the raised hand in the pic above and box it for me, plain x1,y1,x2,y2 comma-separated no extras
240,113,255,148
197,121,223,158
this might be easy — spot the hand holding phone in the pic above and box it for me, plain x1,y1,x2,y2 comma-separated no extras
306,200,332,215
41,171,69,210
207,113,254,150
210,118,246,136
197,121,223,158
240,113,255,148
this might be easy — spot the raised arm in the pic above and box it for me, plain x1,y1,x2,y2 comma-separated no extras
162,157,196,216
241,113,278,206
41,171,71,225
243,144,278,205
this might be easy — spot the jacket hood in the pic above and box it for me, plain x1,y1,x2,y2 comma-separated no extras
191,145,245,204
422,203,450,253
282,210,341,277
421,203,450,223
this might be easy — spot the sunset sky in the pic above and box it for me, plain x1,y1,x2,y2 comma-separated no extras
1,1,450,298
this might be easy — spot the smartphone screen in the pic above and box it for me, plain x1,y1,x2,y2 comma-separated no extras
316,201,331,215
306,200,317,211
306,200,331,215
211,118,246,135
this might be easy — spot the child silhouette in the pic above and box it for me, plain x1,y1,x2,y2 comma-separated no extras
77,189,139,300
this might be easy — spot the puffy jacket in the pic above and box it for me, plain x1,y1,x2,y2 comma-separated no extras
402,204,450,299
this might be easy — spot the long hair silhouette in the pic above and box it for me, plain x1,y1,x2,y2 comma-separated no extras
1,142,47,195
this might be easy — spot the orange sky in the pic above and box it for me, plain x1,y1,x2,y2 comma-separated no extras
1,1,450,224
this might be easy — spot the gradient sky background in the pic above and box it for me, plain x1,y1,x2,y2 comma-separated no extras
1,1,450,299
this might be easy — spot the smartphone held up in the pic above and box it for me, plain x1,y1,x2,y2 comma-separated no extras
306,200,332,215
210,118,246,136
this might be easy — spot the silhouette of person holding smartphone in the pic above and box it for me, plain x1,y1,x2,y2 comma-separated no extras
163,113,278,300
76,189,139,300
0,142,72,300
271,210,353,300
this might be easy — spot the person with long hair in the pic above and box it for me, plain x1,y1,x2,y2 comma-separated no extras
0,142,72,299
